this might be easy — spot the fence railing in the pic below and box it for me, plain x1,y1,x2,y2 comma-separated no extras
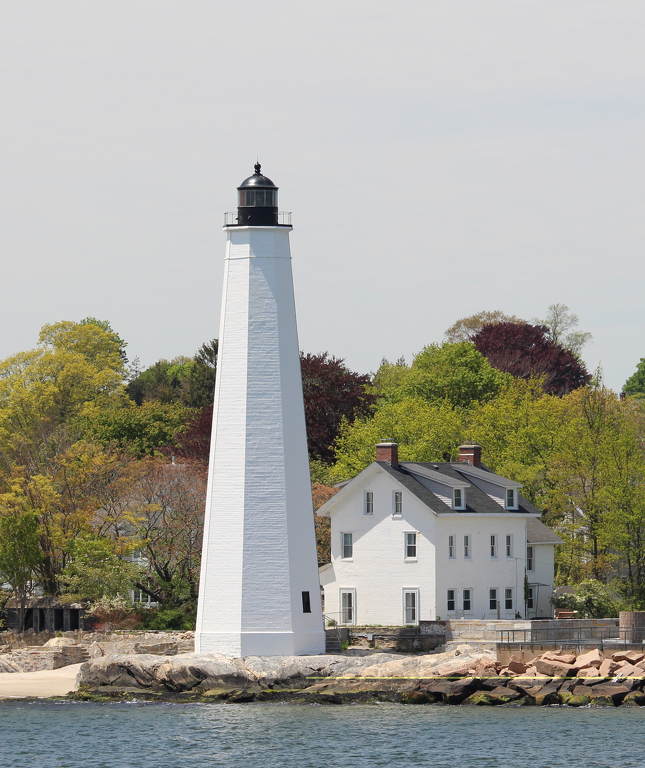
499,626,642,650
223,211,292,226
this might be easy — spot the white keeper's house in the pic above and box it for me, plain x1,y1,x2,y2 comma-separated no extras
318,442,562,626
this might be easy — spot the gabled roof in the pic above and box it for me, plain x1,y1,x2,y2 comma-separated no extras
527,517,563,544
317,459,543,518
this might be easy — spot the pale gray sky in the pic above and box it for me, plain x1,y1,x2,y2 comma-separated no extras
0,1,643,392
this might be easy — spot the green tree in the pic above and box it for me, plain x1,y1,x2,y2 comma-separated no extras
60,536,143,602
402,343,510,410
76,401,190,458
624,357,645,397
126,339,218,409
550,579,617,618
0,504,41,631
331,397,464,481
79,317,128,363
532,303,592,357
0,321,127,448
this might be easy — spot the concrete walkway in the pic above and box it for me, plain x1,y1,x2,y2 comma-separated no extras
0,663,82,699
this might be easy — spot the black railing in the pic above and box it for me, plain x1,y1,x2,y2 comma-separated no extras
499,626,643,651
224,211,292,227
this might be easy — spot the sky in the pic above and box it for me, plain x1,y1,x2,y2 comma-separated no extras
0,1,643,392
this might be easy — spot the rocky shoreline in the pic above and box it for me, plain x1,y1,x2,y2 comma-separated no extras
70,644,645,706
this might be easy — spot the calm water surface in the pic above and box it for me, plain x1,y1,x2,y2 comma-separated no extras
1,700,641,767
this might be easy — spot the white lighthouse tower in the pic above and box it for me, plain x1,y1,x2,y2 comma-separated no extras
195,164,326,657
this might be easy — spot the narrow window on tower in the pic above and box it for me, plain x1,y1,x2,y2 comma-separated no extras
364,491,374,516
302,591,311,613
464,534,471,559
448,535,455,559
393,491,403,516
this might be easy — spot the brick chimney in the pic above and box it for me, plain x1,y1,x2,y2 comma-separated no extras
459,444,481,468
376,442,398,468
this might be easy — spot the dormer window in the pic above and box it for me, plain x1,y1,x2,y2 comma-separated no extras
506,488,518,510
453,488,466,510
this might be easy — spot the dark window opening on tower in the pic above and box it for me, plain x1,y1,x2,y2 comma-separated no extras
302,591,311,613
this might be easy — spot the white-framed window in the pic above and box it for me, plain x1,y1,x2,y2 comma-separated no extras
447,589,456,612
527,587,534,610
506,534,513,558
131,589,157,607
448,534,455,559
341,532,353,559
489,588,498,611
506,488,518,509
463,588,472,612
526,545,534,572
505,588,513,611
403,589,419,625
453,488,466,510
393,491,402,516
340,589,356,625
364,491,374,516
405,532,417,559
490,534,498,558
463,534,471,559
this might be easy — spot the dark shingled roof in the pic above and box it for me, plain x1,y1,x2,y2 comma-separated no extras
527,517,563,544
378,460,542,516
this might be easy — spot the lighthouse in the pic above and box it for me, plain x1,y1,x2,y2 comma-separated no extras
195,164,326,657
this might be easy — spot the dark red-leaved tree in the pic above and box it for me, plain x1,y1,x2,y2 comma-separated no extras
472,322,591,396
300,352,376,463
169,405,213,465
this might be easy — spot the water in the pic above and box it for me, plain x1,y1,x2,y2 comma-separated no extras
1,700,642,768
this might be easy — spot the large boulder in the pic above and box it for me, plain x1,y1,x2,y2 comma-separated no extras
572,648,603,670
612,650,645,664
534,658,576,677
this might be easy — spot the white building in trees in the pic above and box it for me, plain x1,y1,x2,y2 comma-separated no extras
318,443,561,625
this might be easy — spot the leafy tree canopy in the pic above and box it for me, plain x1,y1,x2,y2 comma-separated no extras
127,339,218,410
624,357,645,397
331,397,464,481
402,342,511,410
76,401,191,458
532,303,592,357
60,536,143,603
0,321,127,447
472,321,591,396
444,310,524,343
300,352,376,464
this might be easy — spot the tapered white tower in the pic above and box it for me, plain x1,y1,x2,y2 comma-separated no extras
195,164,326,657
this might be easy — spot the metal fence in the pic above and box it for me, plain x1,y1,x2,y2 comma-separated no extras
498,625,644,651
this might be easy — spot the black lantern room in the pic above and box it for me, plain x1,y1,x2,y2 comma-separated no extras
236,163,279,226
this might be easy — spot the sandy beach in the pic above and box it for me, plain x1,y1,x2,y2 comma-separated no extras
0,663,82,699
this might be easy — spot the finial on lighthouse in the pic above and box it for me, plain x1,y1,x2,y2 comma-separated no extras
254,161,261,174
